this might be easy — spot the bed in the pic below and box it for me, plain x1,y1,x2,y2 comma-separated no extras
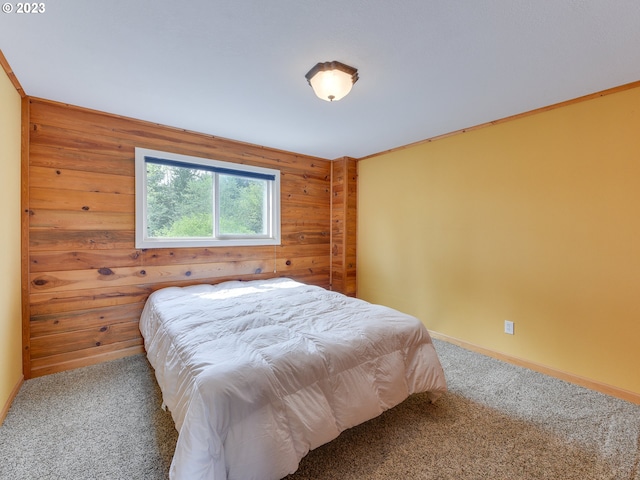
140,277,447,480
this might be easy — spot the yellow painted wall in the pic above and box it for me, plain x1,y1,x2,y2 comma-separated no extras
358,85,640,395
0,65,23,414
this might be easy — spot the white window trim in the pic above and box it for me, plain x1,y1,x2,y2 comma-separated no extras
135,148,281,249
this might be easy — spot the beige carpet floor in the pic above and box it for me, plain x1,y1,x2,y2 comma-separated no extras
1,338,638,479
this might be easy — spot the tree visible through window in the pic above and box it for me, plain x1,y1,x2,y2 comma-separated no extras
135,148,280,248
218,175,267,235
146,163,213,238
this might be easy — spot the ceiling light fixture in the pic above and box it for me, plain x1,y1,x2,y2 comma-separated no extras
305,61,359,102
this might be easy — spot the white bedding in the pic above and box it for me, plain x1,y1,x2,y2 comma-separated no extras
140,277,447,480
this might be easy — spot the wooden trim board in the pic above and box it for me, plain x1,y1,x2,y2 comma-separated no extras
0,375,24,426
21,96,31,378
430,331,640,406
0,50,26,98
359,79,640,161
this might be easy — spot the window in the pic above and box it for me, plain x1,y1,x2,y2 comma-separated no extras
135,148,280,248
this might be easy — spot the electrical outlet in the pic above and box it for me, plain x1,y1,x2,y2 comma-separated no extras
504,320,514,335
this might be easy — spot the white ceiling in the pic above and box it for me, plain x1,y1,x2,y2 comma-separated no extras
2,1,640,160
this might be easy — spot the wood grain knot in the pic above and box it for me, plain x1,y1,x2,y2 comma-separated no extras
286,260,292,266
82,206,90,211
33,279,47,286
185,271,191,277
98,267,114,275
99,326,107,332
255,268,262,274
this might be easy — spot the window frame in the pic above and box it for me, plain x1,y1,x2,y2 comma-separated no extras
135,147,281,249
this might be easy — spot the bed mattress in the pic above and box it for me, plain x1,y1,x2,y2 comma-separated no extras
140,277,447,480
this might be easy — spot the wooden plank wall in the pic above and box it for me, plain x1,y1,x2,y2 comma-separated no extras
330,157,357,296
23,97,348,378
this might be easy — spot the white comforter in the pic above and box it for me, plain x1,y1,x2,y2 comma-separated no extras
140,278,447,480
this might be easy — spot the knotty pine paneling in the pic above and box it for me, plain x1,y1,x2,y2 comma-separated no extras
23,97,355,378
330,157,357,296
